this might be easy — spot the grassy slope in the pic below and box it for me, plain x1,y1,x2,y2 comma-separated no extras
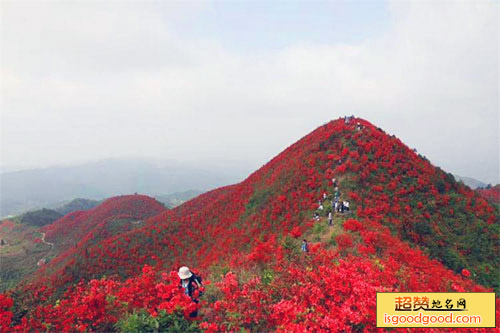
0,221,52,292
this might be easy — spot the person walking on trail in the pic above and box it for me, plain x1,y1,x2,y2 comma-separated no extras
344,200,350,212
314,212,320,221
323,192,327,200
178,266,203,317
301,239,309,253
328,211,333,226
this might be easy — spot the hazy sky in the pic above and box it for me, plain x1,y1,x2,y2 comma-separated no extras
1,0,499,183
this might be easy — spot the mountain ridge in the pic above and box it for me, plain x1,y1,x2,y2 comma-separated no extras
3,117,498,331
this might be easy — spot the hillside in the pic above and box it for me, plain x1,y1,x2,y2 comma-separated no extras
454,175,487,189
0,220,52,292
54,198,101,216
2,118,498,331
16,209,63,227
477,184,500,206
0,195,166,293
41,195,165,251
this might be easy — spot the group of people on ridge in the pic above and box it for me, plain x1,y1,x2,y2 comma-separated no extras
313,178,350,224
344,115,364,131
303,176,354,253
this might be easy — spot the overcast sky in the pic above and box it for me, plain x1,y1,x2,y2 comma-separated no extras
1,0,499,184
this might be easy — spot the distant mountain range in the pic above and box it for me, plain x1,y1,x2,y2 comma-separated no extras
155,190,203,208
0,159,244,217
453,174,488,189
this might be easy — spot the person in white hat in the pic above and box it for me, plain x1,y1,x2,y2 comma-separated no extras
178,266,203,317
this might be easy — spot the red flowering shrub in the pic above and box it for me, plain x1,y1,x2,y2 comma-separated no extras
289,226,302,238
0,294,13,332
335,233,353,250
4,266,200,332
477,185,500,205
343,219,364,232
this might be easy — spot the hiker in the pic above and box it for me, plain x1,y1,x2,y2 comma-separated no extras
301,239,309,253
178,266,203,317
356,122,362,131
328,211,333,226
334,201,339,212
344,200,350,212
332,178,338,187
323,192,327,200
314,212,320,221
318,203,324,211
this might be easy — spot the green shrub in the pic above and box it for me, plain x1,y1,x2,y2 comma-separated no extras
261,268,275,285
328,234,337,247
115,309,200,333
312,223,326,235
282,236,298,251
414,221,431,235
19,209,62,227
440,248,466,273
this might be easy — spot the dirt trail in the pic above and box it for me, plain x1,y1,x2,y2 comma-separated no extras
36,232,54,266
318,218,343,243
40,232,54,247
